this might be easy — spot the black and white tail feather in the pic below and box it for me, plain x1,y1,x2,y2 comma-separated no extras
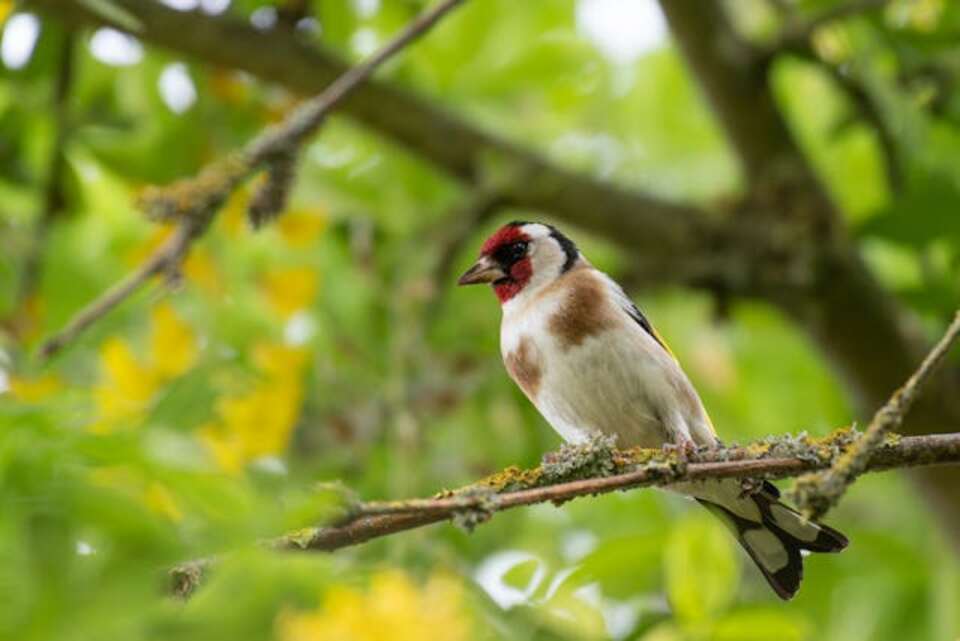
697,481,848,600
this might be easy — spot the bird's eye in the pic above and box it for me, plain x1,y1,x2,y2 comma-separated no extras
492,240,529,266
508,241,528,260
492,241,527,264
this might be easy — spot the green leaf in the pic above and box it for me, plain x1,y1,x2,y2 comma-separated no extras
710,608,810,641
572,534,665,599
502,558,541,591
664,514,740,623
639,622,685,641
859,168,960,248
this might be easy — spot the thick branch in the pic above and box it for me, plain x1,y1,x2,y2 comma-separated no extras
291,432,960,551
30,0,725,282
170,431,960,597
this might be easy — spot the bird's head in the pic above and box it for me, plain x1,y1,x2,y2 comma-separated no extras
458,221,580,304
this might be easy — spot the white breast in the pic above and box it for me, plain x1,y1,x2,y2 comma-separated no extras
500,272,715,449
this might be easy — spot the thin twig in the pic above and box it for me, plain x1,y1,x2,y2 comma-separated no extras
818,62,903,193
169,430,960,597
792,312,960,519
38,222,198,358
37,0,468,360
767,0,902,194
247,0,467,160
774,0,891,53
8,30,75,337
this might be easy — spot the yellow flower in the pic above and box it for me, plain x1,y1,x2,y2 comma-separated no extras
277,208,327,248
8,374,62,403
91,304,196,432
261,267,318,318
276,570,472,641
197,341,308,473
0,3,14,26
197,422,246,475
92,337,160,431
149,302,198,379
143,482,183,522
252,342,308,380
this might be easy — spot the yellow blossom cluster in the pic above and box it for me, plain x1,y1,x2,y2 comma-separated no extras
261,267,319,318
276,209,328,248
197,343,309,474
218,188,326,247
276,570,472,641
8,373,62,403
91,303,198,432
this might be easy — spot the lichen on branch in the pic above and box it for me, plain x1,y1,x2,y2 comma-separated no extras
168,429,960,598
791,311,960,520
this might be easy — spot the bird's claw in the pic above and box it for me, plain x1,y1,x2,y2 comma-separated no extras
738,477,765,498
661,439,697,463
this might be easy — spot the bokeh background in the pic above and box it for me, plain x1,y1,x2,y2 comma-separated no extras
1,1,959,640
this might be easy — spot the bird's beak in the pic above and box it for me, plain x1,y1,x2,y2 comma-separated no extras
457,256,506,286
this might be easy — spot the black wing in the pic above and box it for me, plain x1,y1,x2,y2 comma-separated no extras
622,300,668,351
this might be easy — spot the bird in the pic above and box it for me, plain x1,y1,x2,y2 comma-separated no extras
458,220,847,600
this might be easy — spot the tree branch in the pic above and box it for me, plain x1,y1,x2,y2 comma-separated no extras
30,0,729,287
817,61,903,193
658,0,960,550
37,221,198,358
170,430,960,598
35,0,468,359
767,0,903,194
5,28,75,341
773,0,892,55
792,311,960,519
290,433,960,551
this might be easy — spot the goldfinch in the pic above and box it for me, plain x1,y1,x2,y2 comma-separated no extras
458,221,847,600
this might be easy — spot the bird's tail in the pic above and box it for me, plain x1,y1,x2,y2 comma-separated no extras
692,480,848,600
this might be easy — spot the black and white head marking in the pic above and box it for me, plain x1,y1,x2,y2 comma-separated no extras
545,225,578,273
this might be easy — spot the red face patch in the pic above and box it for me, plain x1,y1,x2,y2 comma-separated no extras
481,224,528,256
479,224,533,304
493,257,532,303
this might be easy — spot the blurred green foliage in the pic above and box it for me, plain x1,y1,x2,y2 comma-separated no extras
1,1,959,640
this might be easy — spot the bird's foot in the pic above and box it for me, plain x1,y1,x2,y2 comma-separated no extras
738,478,765,498
661,438,697,463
